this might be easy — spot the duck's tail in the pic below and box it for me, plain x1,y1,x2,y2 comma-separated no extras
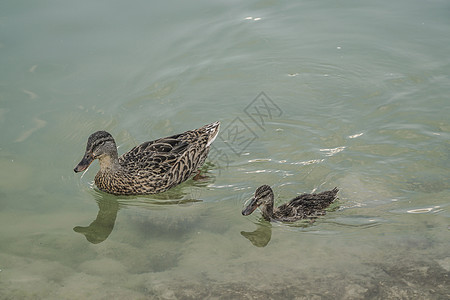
205,121,220,147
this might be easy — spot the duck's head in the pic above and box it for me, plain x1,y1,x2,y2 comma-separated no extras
74,131,117,173
242,185,274,216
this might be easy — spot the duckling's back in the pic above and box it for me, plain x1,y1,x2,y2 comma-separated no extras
277,187,339,219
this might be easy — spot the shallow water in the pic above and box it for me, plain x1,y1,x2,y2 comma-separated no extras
1,0,449,298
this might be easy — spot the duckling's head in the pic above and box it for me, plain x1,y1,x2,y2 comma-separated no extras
242,185,274,216
74,131,117,173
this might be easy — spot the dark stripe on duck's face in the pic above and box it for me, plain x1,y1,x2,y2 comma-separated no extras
90,138,112,153
86,131,114,151
242,197,259,216
74,152,94,173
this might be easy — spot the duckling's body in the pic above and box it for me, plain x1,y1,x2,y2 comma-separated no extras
74,122,220,195
242,185,338,222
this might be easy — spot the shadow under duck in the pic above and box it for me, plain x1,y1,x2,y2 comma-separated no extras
242,185,338,222
74,121,220,195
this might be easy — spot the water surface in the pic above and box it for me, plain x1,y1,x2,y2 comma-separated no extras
1,0,449,298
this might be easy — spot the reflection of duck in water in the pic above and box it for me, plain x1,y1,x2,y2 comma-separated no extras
74,183,209,244
74,197,119,244
74,122,220,195
242,185,339,222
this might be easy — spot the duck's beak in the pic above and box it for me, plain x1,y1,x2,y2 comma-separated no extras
242,197,259,216
74,152,94,173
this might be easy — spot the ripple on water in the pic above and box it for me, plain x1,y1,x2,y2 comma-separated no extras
328,216,386,228
390,205,445,215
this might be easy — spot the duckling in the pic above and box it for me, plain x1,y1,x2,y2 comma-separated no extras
242,185,338,222
74,121,220,195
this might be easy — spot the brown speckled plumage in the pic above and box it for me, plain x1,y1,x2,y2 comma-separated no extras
242,185,338,222
74,122,220,195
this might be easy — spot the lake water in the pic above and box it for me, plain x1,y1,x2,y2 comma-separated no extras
1,0,449,298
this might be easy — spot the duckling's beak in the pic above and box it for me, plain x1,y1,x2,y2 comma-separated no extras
242,197,259,216
74,152,94,173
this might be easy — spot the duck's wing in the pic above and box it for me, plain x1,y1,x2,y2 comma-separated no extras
119,135,190,176
118,121,219,178
165,128,215,182
159,122,220,182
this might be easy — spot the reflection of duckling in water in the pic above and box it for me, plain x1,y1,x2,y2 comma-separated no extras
74,198,119,244
242,185,339,222
241,222,272,247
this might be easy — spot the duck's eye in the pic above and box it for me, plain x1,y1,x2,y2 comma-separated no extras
93,141,106,153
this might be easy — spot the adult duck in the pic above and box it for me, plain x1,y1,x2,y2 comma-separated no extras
74,121,220,195
242,185,338,222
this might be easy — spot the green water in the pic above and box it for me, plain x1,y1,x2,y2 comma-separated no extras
1,0,449,298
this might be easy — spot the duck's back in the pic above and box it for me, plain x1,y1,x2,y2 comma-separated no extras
120,135,187,173
115,126,213,193
124,129,205,166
